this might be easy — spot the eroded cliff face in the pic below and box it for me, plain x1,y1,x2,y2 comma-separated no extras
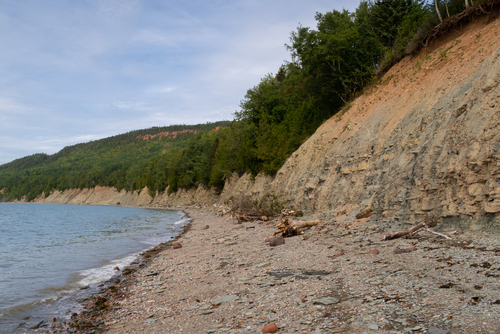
220,17,500,231
37,17,500,231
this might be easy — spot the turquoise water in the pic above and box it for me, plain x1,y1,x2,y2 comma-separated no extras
0,203,187,333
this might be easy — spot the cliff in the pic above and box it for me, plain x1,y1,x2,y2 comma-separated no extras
37,16,500,231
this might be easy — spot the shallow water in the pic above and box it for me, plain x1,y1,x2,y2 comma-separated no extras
0,203,187,333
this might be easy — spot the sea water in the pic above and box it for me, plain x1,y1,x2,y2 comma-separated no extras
0,203,188,333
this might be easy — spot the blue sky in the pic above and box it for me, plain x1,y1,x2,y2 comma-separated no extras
0,0,359,165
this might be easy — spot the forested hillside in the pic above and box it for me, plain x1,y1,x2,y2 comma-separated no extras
0,0,485,202
0,123,229,201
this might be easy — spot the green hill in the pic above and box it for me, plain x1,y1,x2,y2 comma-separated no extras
0,122,229,201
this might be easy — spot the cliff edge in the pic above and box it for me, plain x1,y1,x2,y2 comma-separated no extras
220,15,500,231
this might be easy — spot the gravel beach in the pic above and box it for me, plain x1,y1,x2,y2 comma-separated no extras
51,207,500,334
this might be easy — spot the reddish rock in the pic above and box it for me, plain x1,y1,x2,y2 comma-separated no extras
262,323,279,333
334,251,346,257
113,266,120,271
173,242,182,249
314,228,321,232
368,249,380,254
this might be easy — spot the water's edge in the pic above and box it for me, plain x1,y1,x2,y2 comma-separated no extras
0,204,191,334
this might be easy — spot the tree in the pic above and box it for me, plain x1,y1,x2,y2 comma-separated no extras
435,0,443,22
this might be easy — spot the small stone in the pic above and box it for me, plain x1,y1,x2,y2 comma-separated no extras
313,297,340,305
237,276,254,281
28,321,44,329
257,262,271,268
393,247,417,254
252,288,267,294
368,324,379,330
426,327,450,334
269,236,285,247
262,322,279,333
333,252,346,257
218,238,226,243
211,295,239,304
203,225,209,230
368,249,380,254
173,242,182,249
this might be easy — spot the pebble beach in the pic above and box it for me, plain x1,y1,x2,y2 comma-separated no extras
48,207,500,334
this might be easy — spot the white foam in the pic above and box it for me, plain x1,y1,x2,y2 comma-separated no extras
77,213,190,287
174,217,191,225
77,253,139,287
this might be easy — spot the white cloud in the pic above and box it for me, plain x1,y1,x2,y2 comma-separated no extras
144,85,177,95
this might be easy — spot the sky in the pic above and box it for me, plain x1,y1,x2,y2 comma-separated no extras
0,0,360,165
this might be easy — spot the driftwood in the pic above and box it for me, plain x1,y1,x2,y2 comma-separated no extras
382,222,426,240
280,209,304,218
382,222,453,241
236,215,269,222
273,217,304,237
291,220,321,229
273,217,321,237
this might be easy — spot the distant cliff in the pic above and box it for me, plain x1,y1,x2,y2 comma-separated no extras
36,15,500,231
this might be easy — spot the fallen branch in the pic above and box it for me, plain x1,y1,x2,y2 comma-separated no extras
382,222,453,241
421,228,452,240
291,220,321,229
382,222,426,240
236,215,269,222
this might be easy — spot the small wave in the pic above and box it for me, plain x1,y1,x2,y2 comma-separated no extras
0,296,57,318
77,254,138,287
174,217,191,225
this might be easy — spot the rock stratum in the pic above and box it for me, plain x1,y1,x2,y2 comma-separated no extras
36,17,500,231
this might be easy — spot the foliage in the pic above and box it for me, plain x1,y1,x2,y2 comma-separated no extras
225,193,287,217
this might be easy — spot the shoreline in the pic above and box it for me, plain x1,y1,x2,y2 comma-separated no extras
40,206,500,334
0,204,189,334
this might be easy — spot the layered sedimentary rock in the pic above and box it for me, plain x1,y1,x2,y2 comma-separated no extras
220,17,500,231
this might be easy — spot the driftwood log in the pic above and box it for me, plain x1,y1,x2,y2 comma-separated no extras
236,215,270,222
382,222,454,241
273,217,320,237
292,220,321,229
